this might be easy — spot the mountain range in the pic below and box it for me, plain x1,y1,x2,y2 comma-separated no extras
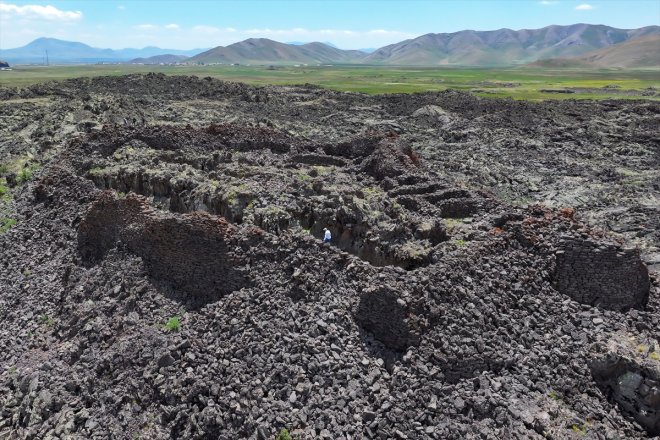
363,23,660,65
0,37,206,64
188,39,367,64
2,24,659,66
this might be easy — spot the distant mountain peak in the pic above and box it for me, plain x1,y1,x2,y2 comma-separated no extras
287,41,339,49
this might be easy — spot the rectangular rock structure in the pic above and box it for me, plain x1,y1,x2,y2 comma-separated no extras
554,237,650,311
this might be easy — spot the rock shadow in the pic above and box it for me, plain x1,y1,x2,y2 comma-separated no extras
78,191,252,310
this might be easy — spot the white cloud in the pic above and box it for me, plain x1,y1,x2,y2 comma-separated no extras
241,27,412,39
575,4,594,10
368,29,411,36
245,28,308,35
117,5,125,10
134,24,157,30
165,23,179,30
192,25,221,35
319,29,355,35
0,3,82,21
539,1,558,5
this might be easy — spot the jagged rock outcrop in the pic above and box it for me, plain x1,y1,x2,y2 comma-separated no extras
590,335,660,436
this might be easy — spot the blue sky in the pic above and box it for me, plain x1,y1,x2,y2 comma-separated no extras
1,0,659,49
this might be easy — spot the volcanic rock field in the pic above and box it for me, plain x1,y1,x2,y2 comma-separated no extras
0,73,658,439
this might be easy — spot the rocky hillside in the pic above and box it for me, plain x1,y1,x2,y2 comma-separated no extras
0,74,658,439
530,35,660,68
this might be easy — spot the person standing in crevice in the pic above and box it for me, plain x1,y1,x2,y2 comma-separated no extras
323,228,332,243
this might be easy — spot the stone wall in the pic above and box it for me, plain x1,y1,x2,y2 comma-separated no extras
554,237,650,311
78,191,252,308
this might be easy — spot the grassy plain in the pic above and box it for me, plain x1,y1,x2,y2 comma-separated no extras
0,64,658,100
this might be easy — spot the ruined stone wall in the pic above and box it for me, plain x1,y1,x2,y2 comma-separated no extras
78,191,252,308
554,237,650,311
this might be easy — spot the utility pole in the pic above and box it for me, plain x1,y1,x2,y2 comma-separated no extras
46,50,49,66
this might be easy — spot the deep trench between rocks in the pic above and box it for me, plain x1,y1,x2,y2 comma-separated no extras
87,171,440,270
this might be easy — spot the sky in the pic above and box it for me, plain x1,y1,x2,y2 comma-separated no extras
1,0,659,50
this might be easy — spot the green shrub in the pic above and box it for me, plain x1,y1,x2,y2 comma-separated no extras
0,163,8,174
571,424,587,436
0,217,16,234
0,184,7,198
17,167,33,183
165,316,181,332
276,428,292,440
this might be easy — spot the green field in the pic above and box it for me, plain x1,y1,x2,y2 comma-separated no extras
1,64,658,100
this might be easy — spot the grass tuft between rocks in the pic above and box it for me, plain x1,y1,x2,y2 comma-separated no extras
276,428,293,440
0,217,16,234
40,315,55,327
164,316,181,332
